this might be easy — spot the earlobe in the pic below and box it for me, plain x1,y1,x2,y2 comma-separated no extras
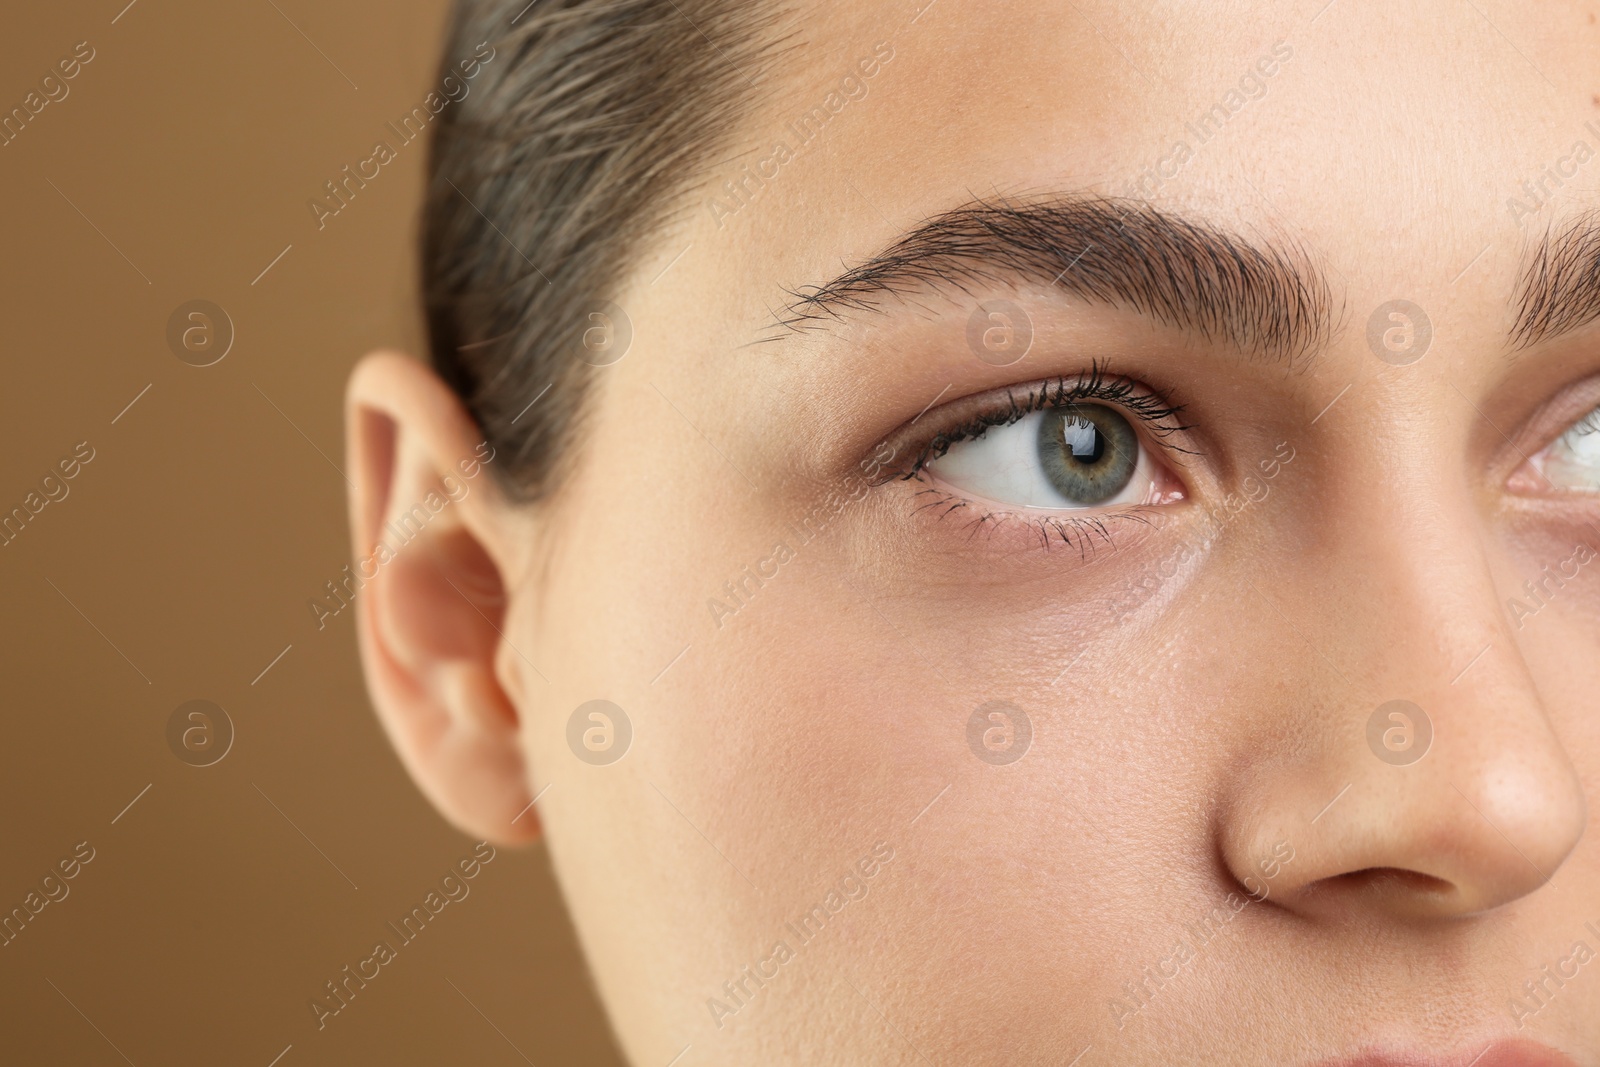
344,350,541,845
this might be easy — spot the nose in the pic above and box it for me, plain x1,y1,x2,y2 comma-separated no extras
1218,514,1586,922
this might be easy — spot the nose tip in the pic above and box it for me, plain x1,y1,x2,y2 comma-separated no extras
1211,429,1592,925
1227,740,1587,921
1438,758,1588,910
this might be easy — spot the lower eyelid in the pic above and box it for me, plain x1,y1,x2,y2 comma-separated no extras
1512,420,1600,495
901,476,1169,555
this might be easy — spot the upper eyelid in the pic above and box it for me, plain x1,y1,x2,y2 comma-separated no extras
1503,384,1600,478
1567,403,1600,435
872,369,1193,478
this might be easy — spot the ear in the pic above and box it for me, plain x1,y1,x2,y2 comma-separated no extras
344,350,540,845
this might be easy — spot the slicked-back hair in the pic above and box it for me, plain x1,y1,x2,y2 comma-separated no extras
424,0,781,502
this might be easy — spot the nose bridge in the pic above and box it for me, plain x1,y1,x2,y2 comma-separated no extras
1362,489,1522,702
1220,472,1587,919
1333,461,1568,768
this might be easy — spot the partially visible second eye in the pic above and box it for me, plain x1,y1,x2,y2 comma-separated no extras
926,402,1180,510
1533,405,1600,491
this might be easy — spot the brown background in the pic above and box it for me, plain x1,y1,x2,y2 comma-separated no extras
0,2,625,1063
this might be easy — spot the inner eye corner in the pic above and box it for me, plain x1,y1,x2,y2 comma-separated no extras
1512,407,1600,497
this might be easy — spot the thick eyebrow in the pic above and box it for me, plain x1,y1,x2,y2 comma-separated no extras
770,195,1336,367
1512,210,1600,349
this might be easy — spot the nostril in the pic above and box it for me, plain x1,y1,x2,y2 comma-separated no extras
1309,867,1455,901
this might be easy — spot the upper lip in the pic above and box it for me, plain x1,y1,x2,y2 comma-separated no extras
1309,1038,1581,1067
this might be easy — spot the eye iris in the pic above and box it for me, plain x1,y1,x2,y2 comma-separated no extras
1037,403,1138,504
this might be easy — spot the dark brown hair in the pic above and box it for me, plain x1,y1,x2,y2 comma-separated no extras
423,0,783,503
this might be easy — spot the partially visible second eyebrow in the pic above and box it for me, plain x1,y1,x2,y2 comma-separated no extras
1512,209,1600,350
771,195,1336,368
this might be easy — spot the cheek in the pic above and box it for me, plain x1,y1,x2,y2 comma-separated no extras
667,535,1258,1057
1500,527,1600,756
531,390,1256,1054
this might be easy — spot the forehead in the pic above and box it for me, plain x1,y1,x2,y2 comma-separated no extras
675,0,1600,328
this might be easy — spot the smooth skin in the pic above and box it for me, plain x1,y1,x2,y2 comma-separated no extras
345,2,1600,1063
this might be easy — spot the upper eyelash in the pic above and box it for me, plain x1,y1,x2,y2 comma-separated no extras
884,360,1194,481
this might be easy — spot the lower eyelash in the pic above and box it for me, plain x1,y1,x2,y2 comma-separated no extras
908,480,1161,558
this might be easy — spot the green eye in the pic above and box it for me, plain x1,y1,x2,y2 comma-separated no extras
1037,404,1139,505
926,401,1159,510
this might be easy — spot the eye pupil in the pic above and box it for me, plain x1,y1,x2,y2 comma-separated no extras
1061,415,1106,464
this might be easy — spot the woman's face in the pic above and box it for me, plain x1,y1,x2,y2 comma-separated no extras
356,1,1600,1063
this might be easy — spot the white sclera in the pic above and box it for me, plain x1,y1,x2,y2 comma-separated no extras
926,409,1152,510
1543,411,1600,489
